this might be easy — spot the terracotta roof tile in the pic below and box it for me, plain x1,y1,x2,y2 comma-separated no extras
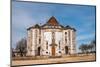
46,16,59,26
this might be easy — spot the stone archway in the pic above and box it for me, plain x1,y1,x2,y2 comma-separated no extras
65,46,68,54
37,47,41,56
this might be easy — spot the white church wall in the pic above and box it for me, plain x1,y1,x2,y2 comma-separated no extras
62,30,69,55
31,29,36,56
40,30,44,56
72,30,76,54
70,30,73,54
43,32,52,56
70,30,76,54
55,32,62,56
27,28,76,56
27,29,34,56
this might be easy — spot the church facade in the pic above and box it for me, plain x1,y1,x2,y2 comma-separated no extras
27,16,76,57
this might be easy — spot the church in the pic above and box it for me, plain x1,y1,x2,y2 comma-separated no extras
27,16,76,57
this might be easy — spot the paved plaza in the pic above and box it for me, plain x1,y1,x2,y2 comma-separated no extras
12,55,96,66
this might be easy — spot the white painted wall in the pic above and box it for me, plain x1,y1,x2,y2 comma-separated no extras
43,32,52,55
27,28,76,56
43,31,63,56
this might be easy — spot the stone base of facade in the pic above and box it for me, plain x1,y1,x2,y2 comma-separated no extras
26,54,77,59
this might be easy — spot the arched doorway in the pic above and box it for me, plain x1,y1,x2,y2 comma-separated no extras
37,47,41,56
52,46,55,56
65,46,68,54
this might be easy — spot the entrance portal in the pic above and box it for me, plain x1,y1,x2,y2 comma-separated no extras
51,46,55,56
65,46,68,54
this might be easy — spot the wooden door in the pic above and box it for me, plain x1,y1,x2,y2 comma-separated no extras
52,46,55,56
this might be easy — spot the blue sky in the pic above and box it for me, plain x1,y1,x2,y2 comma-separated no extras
12,1,96,52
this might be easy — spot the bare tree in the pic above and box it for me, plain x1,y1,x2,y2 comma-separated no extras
12,48,15,57
79,39,96,54
16,38,27,57
89,40,96,53
79,44,88,54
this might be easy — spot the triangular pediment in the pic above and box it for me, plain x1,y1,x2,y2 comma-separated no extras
46,16,59,26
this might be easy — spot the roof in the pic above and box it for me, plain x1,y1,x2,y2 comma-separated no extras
64,25,76,31
27,24,40,30
34,24,40,28
27,16,76,31
46,16,59,26
41,16,63,28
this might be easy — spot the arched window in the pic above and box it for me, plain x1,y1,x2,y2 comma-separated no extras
65,32,67,34
39,38,41,44
65,32,67,44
